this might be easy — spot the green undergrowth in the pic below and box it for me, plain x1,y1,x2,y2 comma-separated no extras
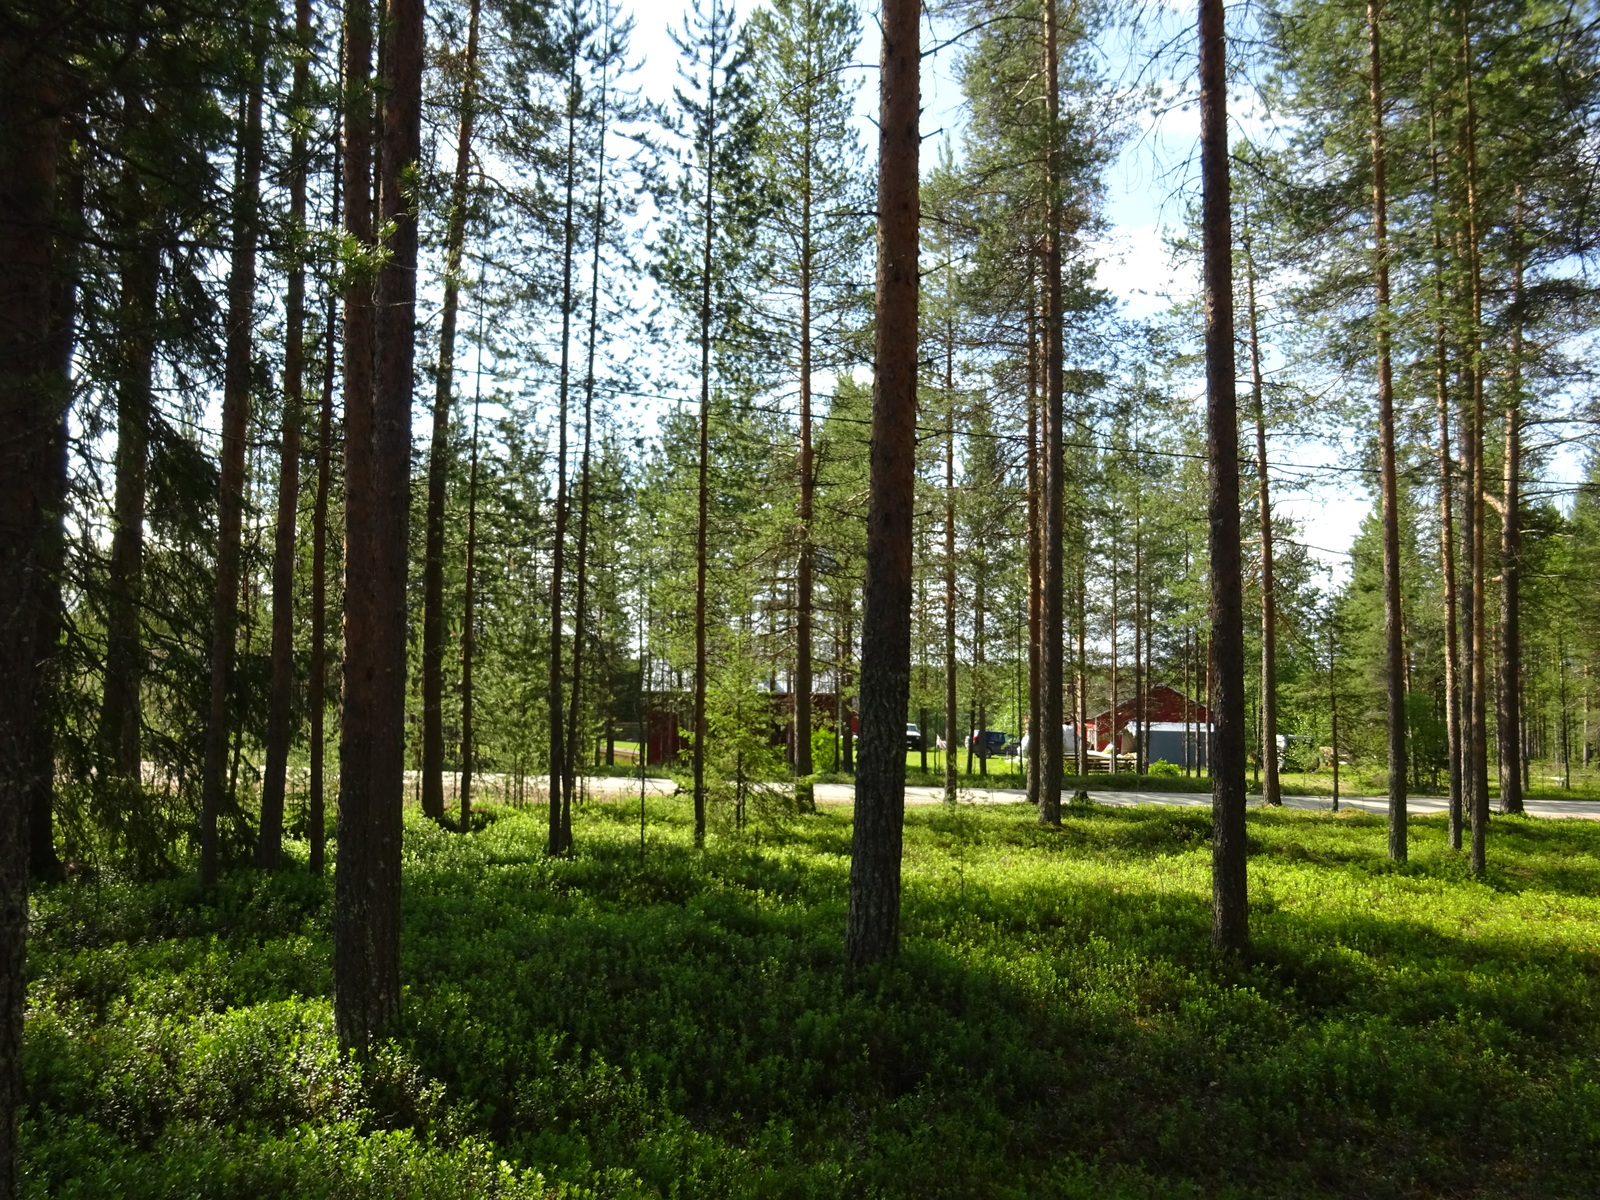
23,799,1600,1197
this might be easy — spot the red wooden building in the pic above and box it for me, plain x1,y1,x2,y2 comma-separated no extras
1090,685,1209,750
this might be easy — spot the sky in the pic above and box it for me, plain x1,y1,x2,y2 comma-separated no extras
621,0,1590,593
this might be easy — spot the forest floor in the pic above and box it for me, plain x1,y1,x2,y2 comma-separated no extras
23,798,1600,1198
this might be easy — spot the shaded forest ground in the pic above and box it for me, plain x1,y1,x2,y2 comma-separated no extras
23,799,1600,1198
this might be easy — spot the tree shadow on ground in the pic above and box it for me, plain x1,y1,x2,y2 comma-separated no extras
392,801,1600,1200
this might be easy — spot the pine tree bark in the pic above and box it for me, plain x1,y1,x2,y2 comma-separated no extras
1199,0,1248,954
1038,0,1065,826
1498,205,1525,815
794,38,818,814
1429,105,1464,851
309,287,336,875
1460,6,1490,874
1108,561,1118,769
1366,0,1407,861
1026,312,1042,805
335,0,420,1057
691,71,715,852
844,0,917,967
259,0,316,868
1134,493,1145,775
547,44,581,856
201,35,266,886
0,51,63,1197
29,144,78,886
943,379,958,806
459,338,483,828
1076,551,1088,774
100,137,157,781
422,0,480,826
565,79,608,845
1243,235,1280,806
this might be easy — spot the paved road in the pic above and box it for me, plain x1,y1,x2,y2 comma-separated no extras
808,781,1600,821
493,773,1600,822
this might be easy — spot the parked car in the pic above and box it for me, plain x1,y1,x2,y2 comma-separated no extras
968,729,1009,757
906,722,924,751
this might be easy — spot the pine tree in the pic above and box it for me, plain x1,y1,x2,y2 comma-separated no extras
748,0,869,813
0,15,70,1190
844,0,917,967
652,0,768,848
421,0,482,827
1199,0,1249,955
335,0,423,1057
200,13,267,886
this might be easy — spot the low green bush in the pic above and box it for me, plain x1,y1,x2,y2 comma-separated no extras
24,798,1600,1197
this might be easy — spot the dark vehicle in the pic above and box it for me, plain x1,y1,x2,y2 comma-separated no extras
968,730,1009,757
906,722,924,751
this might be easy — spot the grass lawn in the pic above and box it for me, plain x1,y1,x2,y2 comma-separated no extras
23,799,1600,1197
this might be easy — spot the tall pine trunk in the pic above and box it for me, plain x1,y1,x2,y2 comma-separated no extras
1199,0,1248,954
259,0,315,867
1366,0,1407,861
309,284,336,874
794,47,817,814
1026,311,1042,805
1429,102,1464,850
460,316,484,827
1498,203,1524,815
1075,549,1088,774
691,67,715,851
201,34,266,886
565,74,609,845
1134,492,1145,775
1038,0,1065,826
335,0,422,1056
1243,235,1280,806
100,130,157,781
0,53,63,1197
943,373,958,805
1460,5,1490,874
547,44,580,856
422,0,480,825
844,0,918,966
29,145,78,885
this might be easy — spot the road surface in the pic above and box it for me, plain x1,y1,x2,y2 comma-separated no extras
531,774,1600,821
